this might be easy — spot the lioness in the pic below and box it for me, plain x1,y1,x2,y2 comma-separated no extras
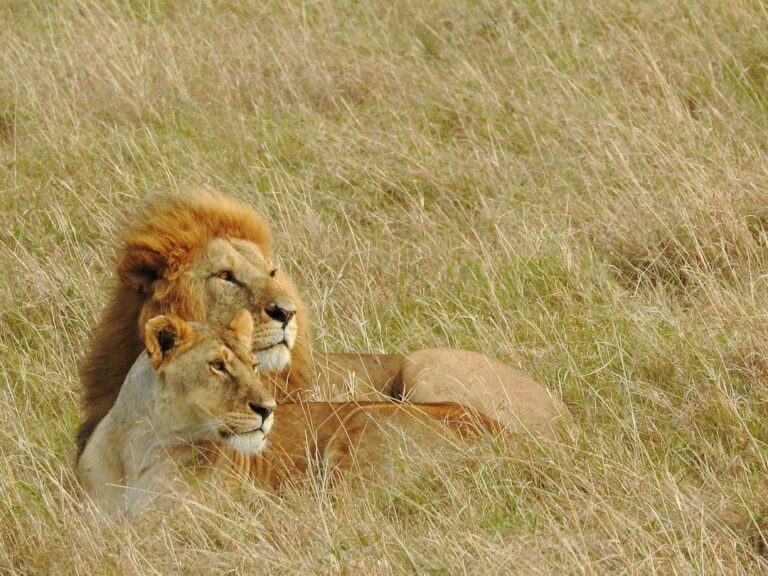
77,310,276,516
78,310,503,516
78,192,567,459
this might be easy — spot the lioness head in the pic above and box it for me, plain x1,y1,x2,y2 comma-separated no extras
78,192,312,457
144,309,276,454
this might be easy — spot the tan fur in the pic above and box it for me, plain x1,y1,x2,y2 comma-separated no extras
265,401,504,488
394,349,564,437
78,191,567,460
78,312,276,517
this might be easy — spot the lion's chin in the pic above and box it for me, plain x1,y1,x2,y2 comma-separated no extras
256,343,292,374
227,433,268,456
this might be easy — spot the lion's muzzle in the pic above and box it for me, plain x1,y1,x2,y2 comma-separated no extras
264,301,296,328
218,399,276,454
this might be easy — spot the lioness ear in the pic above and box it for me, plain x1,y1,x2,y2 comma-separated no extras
144,315,194,369
229,309,254,347
118,248,166,293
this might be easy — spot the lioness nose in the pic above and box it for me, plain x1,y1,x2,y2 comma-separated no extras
248,402,274,421
265,302,296,327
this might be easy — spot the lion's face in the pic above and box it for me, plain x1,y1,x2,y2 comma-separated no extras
189,237,299,373
133,237,302,375
145,311,276,455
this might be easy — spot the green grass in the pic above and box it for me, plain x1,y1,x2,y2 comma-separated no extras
2,0,768,572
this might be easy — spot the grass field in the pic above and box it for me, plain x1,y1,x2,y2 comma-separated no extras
2,0,768,573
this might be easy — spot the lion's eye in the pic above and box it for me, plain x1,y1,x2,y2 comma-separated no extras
210,361,227,374
216,270,235,282
269,269,277,279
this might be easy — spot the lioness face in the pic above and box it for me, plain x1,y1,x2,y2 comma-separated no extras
188,237,299,374
145,311,277,455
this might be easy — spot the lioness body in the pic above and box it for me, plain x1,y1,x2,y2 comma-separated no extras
78,192,567,460
78,312,503,515
225,401,503,488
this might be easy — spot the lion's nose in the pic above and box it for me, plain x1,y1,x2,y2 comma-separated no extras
265,302,296,327
248,402,274,421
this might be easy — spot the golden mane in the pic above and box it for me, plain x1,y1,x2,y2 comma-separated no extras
77,191,312,457
117,192,273,283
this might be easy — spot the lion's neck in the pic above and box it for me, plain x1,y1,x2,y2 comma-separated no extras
77,355,200,516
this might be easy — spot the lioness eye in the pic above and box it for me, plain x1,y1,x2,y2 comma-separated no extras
269,269,277,278
210,361,227,374
216,270,234,282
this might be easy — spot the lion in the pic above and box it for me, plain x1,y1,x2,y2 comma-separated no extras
78,310,503,516
77,310,277,515
77,191,567,459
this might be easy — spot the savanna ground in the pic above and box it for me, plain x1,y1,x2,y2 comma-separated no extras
2,0,768,573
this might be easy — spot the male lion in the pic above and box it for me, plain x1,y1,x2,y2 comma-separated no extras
77,192,566,458
78,310,502,516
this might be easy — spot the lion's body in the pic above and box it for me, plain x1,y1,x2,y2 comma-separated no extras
78,192,567,461
313,349,565,437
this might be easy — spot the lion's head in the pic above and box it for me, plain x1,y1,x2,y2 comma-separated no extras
143,310,276,454
124,230,302,374
78,192,312,457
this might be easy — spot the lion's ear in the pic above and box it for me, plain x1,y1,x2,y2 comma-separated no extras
229,309,254,347
144,315,194,369
118,249,166,293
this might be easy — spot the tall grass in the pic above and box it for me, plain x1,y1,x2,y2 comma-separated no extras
1,0,767,572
